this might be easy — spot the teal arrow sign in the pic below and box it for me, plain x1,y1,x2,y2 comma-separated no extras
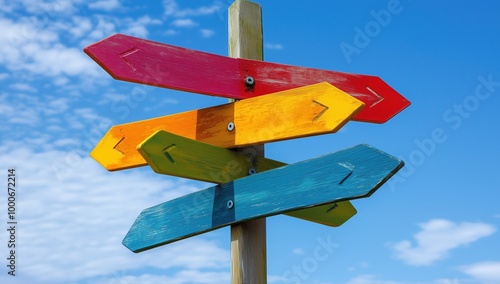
123,144,404,253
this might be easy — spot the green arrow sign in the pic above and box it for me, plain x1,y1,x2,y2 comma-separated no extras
138,130,357,227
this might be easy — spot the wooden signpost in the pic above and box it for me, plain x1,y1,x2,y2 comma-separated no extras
228,3,267,281
83,0,410,283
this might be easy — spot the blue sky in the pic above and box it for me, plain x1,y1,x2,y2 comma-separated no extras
1,0,499,283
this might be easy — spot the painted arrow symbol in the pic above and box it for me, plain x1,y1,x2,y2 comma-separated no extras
90,82,365,171
123,144,404,252
84,33,410,123
137,130,357,227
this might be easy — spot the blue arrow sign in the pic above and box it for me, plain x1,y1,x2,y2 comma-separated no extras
123,144,404,253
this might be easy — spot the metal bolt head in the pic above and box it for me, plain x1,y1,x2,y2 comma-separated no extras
227,122,235,132
226,200,234,209
245,76,255,87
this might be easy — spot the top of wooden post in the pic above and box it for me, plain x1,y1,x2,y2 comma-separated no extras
229,0,263,60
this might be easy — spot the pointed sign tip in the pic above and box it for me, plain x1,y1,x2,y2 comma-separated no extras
308,82,365,132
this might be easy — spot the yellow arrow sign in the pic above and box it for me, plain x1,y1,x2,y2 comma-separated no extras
91,82,365,171
138,130,357,227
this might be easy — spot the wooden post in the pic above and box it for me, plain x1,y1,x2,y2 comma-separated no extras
228,1,267,283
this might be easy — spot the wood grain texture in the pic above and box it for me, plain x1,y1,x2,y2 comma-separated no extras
90,82,363,171
138,130,357,227
229,1,266,283
84,34,410,123
138,130,283,183
122,144,405,253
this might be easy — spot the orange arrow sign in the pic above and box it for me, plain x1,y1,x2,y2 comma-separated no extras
91,82,364,171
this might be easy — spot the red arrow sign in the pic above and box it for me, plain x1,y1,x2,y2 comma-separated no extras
84,34,410,123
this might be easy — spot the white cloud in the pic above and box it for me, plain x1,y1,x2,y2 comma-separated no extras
268,275,288,283
265,43,284,50
0,145,230,283
0,93,41,127
90,270,230,284
163,0,223,17
69,16,93,38
10,83,38,92
164,29,178,36
88,0,121,11
20,0,84,15
201,28,215,38
143,97,179,111
433,279,462,284
53,76,70,86
86,17,117,42
460,262,500,284
0,73,9,80
0,17,59,48
344,275,403,284
97,92,128,105
0,17,100,79
42,97,70,115
122,15,162,38
0,92,109,147
348,261,370,272
392,219,496,266
0,0,16,13
53,138,80,147
25,44,100,77
163,0,178,16
0,4,162,84
73,107,103,120
171,18,197,28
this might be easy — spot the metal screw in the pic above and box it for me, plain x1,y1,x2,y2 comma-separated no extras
248,168,256,175
227,122,235,132
245,76,255,87
226,200,234,209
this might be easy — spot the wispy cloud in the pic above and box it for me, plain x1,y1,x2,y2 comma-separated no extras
88,0,121,11
344,274,403,284
143,97,178,112
121,15,163,38
10,83,38,92
171,18,197,28
89,270,230,284
0,93,41,127
164,29,178,36
201,28,215,38
163,0,222,18
292,248,305,255
68,16,92,38
20,0,84,16
0,17,100,78
391,219,496,266
460,261,500,284
265,43,284,50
